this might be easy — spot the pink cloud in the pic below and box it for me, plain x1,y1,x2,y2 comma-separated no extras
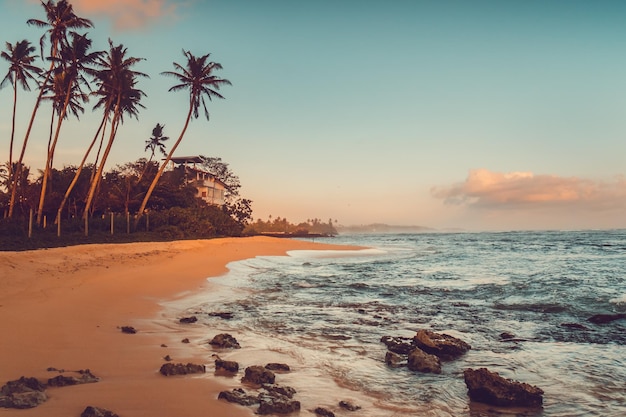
71,0,181,30
432,169,626,211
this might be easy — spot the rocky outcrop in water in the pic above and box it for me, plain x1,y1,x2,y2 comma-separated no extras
407,348,441,374
314,406,335,417
120,326,137,334
213,354,239,373
265,363,291,372
179,316,198,324
413,329,471,360
218,383,300,414
339,400,361,411
587,313,626,324
47,369,99,387
81,406,120,417
257,391,300,415
218,388,260,406
209,333,241,349
159,362,206,376
463,368,543,407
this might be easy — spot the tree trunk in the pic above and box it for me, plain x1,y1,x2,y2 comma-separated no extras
7,77,17,192
134,104,193,229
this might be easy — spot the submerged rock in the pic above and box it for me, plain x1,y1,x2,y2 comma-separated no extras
588,313,626,324
47,369,99,387
265,363,291,372
380,335,414,354
413,329,471,360
0,377,47,409
209,311,234,320
120,326,137,334
212,354,239,373
261,383,297,399
384,351,406,368
339,400,361,411
218,388,259,406
257,392,301,415
314,406,335,417
209,333,241,349
159,362,206,376
179,316,198,324
463,368,544,407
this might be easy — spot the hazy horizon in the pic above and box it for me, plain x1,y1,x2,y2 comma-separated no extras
1,0,625,231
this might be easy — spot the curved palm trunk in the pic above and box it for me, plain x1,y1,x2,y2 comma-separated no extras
136,150,155,184
37,89,71,225
55,110,108,226
8,49,57,218
7,77,18,189
83,97,122,225
134,104,194,229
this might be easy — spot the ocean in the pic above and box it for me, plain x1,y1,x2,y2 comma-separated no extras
164,230,626,416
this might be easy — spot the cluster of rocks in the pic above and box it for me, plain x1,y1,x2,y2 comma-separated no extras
382,329,544,408
198,332,361,415
0,369,101,410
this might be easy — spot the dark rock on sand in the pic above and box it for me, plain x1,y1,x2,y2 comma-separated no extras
314,406,335,417
0,377,47,409
120,326,137,334
464,368,544,407
209,333,241,349
265,363,290,372
262,383,297,399
179,316,198,324
414,329,471,360
588,313,626,324
181,338,190,343
339,400,361,411
380,335,414,354
407,347,442,374
212,354,239,373
159,362,206,376
242,366,275,385
81,406,120,417
258,392,301,415
47,369,99,387
218,388,260,406
163,355,172,362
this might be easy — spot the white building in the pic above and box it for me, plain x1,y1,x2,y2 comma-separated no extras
169,156,228,206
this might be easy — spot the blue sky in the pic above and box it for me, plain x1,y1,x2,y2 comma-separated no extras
1,0,626,230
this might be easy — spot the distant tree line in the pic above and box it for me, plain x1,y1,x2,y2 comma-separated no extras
244,216,338,236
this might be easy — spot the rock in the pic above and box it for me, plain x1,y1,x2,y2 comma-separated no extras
181,338,190,343
212,355,239,373
339,400,361,411
314,407,335,417
588,313,626,324
47,369,99,387
163,355,172,362
560,322,590,331
179,316,198,324
499,332,516,340
159,362,206,376
265,363,290,372
380,335,414,354
120,326,137,334
463,368,544,407
241,366,275,385
0,377,47,409
80,406,120,417
262,384,297,399
414,329,471,360
160,344,168,347
209,312,234,319
218,388,259,406
384,351,406,368
209,333,241,349
257,392,301,415
407,348,441,374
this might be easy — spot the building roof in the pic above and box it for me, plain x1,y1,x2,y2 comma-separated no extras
169,156,203,164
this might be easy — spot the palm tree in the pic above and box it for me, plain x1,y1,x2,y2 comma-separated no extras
8,0,92,218
36,31,100,225
81,40,147,229
0,40,41,195
138,123,169,182
134,50,231,229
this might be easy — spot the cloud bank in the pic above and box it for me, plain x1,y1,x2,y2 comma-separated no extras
72,0,180,30
432,169,626,211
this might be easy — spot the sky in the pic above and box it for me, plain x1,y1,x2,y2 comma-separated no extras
1,0,626,231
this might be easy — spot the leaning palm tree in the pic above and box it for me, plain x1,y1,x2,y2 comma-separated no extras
81,40,147,228
0,40,41,191
8,0,92,218
138,123,169,182
36,32,100,225
134,50,231,229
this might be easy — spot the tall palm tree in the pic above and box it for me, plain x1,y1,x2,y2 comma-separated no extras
82,40,147,227
138,123,169,182
134,50,231,228
8,0,92,218
36,31,100,225
0,40,41,194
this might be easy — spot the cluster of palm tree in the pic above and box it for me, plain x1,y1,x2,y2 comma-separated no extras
0,0,231,235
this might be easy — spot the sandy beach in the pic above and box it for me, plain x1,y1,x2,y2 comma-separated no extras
0,236,361,417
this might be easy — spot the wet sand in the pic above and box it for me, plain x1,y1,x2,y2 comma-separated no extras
0,236,361,417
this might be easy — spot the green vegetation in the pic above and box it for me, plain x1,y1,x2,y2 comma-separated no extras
244,217,338,237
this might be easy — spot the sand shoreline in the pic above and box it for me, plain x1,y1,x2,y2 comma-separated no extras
0,236,362,417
